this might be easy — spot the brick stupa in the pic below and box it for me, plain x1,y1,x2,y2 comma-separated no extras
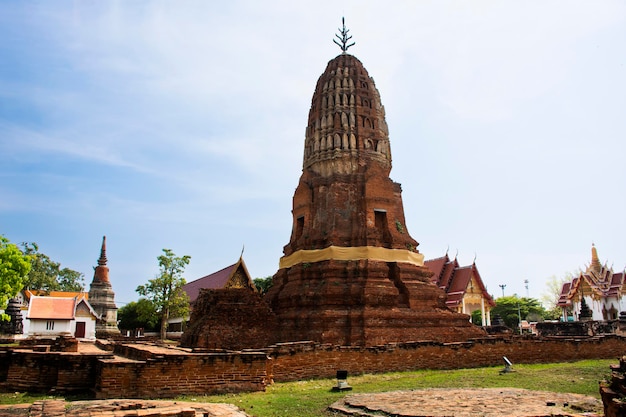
265,24,484,346
88,236,120,338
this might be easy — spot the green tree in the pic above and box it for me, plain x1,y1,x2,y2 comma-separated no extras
253,276,273,295
20,243,84,292
491,295,549,331
117,298,159,333
136,249,191,340
541,272,577,321
471,310,482,326
0,235,31,319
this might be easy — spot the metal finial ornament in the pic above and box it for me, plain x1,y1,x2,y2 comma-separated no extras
98,235,107,266
333,17,355,53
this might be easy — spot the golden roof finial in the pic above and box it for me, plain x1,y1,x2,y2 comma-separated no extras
590,242,601,274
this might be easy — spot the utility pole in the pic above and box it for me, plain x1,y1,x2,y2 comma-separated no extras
499,284,506,298
517,300,523,334
524,279,529,298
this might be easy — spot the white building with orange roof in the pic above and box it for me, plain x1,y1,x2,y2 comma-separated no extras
26,295,98,340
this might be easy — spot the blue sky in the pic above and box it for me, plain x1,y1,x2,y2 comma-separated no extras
1,1,625,306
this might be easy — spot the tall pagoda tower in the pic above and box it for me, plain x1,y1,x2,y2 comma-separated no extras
88,236,120,338
265,20,484,346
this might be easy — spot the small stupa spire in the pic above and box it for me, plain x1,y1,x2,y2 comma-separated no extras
98,235,108,266
590,243,601,274
333,17,355,53
92,236,110,284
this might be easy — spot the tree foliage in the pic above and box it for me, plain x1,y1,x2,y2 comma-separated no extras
20,242,84,292
117,298,159,332
0,235,31,318
491,295,551,330
471,310,482,326
136,249,191,340
543,273,579,305
253,276,273,295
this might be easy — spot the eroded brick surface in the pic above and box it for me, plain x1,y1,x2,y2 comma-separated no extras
330,388,603,417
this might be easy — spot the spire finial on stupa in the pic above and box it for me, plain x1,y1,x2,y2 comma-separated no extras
333,17,355,53
98,235,107,266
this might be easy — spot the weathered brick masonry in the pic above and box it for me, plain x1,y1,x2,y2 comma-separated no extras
0,343,270,399
95,350,269,399
2,336,626,398
1,350,108,393
600,355,626,417
269,336,626,382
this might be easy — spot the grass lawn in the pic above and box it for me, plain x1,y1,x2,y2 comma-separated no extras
0,359,615,416
178,359,614,417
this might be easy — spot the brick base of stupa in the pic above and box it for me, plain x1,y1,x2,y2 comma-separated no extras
265,259,485,346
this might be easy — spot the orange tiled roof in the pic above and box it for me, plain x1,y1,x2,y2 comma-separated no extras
23,289,46,301
49,291,88,300
27,296,76,320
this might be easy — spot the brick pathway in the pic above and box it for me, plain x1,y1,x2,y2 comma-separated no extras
329,388,604,417
0,400,250,417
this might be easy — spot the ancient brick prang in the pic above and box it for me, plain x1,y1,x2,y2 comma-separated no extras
266,52,485,346
180,288,277,350
286,54,414,253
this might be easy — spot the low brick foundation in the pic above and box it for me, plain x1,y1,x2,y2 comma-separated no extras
95,351,270,399
2,350,108,393
269,335,626,382
1,336,626,399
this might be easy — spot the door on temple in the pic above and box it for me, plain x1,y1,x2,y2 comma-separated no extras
75,321,86,338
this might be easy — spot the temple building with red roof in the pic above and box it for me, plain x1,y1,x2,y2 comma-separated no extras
557,244,625,321
167,257,256,334
178,257,276,349
424,254,495,326
182,256,256,306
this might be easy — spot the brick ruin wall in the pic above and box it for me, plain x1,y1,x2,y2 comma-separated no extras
269,336,626,382
536,320,618,337
180,288,277,350
0,344,270,399
0,350,103,393
600,354,626,417
2,336,626,399
95,352,270,399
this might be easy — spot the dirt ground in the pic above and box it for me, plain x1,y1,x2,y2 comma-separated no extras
329,388,604,417
0,388,604,417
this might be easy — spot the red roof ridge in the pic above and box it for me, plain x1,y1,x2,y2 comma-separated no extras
187,261,238,285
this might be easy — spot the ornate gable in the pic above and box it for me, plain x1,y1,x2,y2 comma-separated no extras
224,259,256,290
565,245,624,302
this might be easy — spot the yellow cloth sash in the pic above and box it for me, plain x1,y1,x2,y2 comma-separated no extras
278,245,424,269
